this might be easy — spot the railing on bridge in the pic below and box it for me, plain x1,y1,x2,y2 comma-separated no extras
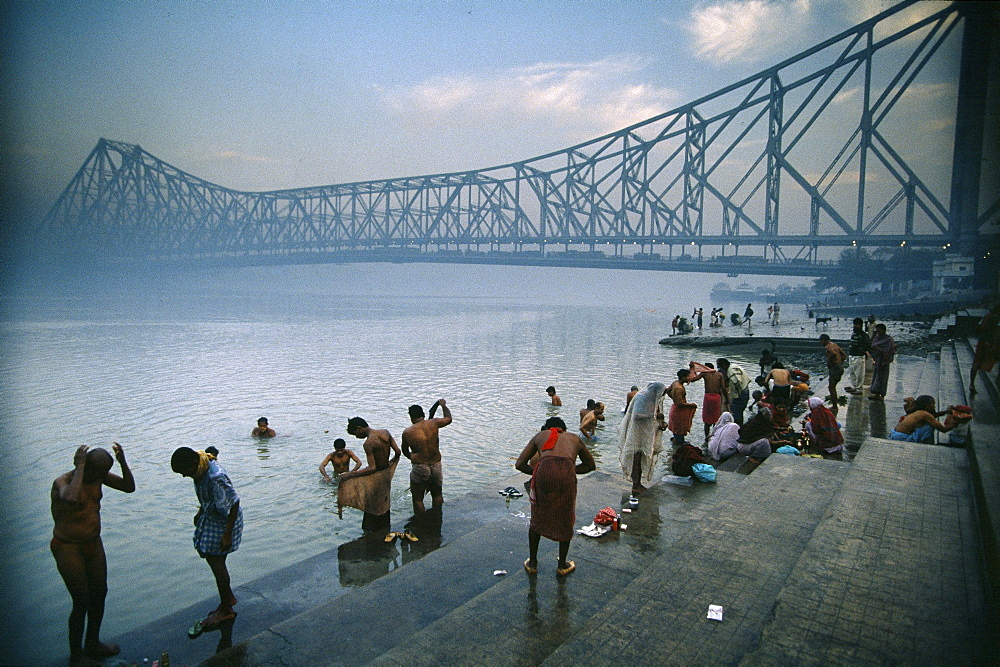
39,0,997,271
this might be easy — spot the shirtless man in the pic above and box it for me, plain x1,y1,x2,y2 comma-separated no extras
516,417,596,576
763,362,793,407
579,399,597,423
580,402,605,440
51,443,135,665
546,386,562,406
251,417,276,438
625,385,639,410
690,362,729,441
319,438,362,482
890,395,957,443
819,334,848,413
341,417,401,480
401,399,453,513
667,369,698,445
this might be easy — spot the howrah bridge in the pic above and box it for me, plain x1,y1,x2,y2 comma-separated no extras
38,0,999,280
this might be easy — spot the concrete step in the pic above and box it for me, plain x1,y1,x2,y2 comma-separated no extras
103,473,541,667
939,342,969,410
202,460,833,666
747,438,988,664
954,338,1000,615
540,455,850,666
933,313,957,335
917,350,940,400
198,433,993,666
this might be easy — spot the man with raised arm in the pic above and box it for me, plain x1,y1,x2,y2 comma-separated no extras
51,443,135,665
401,399,452,513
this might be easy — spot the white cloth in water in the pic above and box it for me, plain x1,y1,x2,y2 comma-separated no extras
707,412,741,460
619,381,667,484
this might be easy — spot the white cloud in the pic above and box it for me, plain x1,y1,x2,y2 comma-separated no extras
834,87,860,105
898,82,954,102
686,0,813,65
849,0,945,42
376,56,681,142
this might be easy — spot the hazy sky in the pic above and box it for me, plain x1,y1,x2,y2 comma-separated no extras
2,0,942,219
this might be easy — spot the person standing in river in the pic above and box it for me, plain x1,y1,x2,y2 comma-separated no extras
251,417,276,438
401,399,452,513
51,443,135,665
546,386,562,406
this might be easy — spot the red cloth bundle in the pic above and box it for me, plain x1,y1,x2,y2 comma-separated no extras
594,507,618,526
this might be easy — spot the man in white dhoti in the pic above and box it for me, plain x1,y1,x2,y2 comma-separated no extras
619,382,667,494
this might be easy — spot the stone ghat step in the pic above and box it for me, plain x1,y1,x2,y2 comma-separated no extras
100,473,553,667
204,456,851,666
748,438,988,665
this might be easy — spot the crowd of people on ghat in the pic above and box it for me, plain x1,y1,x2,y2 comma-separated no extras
50,305,995,664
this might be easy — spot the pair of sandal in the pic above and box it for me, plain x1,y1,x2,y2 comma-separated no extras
523,559,575,576
384,531,419,543
499,486,523,498
188,610,237,638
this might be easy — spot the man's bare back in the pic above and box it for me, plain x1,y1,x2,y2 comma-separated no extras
402,399,452,465
701,370,727,395
366,430,396,470
342,418,401,481
765,368,792,386
516,428,596,474
668,380,690,405
51,472,105,544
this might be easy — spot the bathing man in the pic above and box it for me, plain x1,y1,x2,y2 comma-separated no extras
516,417,596,577
690,362,729,442
546,386,562,406
401,399,452,513
580,402,605,439
319,438,362,482
51,443,135,665
251,417,275,438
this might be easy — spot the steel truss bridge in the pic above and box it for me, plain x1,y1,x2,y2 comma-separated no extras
40,0,998,278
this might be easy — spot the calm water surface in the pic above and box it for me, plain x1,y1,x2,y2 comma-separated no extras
1,261,780,664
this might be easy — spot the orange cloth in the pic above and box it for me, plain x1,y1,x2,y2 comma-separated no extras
668,403,696,436
541,427,563,451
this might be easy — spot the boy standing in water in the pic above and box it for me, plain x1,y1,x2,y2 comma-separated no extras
171,447,243,631
50,443,135,665
319,438,362,482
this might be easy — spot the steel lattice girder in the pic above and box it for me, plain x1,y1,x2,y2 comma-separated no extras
39,0,997,262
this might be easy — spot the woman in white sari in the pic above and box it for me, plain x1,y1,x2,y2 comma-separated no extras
619,382,668,493
707,411,740,461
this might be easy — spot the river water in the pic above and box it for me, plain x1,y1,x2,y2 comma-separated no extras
1,261,812,664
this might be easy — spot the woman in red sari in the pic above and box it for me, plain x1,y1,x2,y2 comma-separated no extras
805,396,844,456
